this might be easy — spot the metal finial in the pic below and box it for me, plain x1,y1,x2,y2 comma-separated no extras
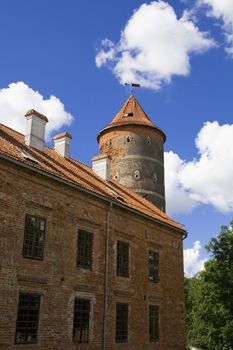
125,83,140,96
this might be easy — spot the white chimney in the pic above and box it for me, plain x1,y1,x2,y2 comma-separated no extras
53,132,72,158
25,109,48,151
92,154,110,181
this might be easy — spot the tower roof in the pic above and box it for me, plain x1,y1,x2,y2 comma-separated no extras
111,95,155,127
98,95,166,141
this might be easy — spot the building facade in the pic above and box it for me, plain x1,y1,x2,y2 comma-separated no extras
0,98,186,350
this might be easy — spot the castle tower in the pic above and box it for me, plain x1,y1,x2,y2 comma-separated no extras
97,95,166,211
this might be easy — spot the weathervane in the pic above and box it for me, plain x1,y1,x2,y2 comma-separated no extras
125,83,140,96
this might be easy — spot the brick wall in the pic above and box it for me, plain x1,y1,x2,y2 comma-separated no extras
0,158,185,350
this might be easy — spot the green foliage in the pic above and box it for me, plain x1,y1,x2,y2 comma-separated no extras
185,221,233,350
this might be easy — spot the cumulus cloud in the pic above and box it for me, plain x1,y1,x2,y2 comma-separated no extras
198,0,233,56
165,151,198,215
0,82,73,139
184,240,207,276
165,121,233,215
96,1,215,90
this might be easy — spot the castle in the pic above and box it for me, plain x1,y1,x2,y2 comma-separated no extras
0,95,186,349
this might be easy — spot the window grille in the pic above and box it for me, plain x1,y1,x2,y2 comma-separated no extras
23,215,46,260
77,230,93,269
116,241,129,277
148,250,159,283
116,303,128,343
15,293,40,344
73,298,90,343
149,305,159,342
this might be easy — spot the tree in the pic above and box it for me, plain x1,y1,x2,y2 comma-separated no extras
185,221,233,350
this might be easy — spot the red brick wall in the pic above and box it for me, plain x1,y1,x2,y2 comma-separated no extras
0,159,185,350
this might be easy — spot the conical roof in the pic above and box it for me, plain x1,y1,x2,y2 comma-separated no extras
110,95,155,127
98,95,166,141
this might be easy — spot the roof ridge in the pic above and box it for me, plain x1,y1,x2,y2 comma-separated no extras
0,123,25,137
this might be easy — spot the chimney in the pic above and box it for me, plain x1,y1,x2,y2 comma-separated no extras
92,154,110,181
53,132,72,158
25,109,48,151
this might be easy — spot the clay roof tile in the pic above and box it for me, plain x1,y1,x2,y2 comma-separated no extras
0,123,185,234
98,96,166,141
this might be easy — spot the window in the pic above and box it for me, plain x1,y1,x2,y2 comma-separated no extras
148,250,159,283
23,215,46,260
77,230,93,269
116,303,128,343
73,298,90,343
15,293,41,344
149,305,159,342
116,241,129,277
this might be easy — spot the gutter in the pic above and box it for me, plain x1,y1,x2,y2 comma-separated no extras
0,153,187,238
102,202,112,350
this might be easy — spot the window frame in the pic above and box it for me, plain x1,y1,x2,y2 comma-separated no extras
76,229,93,270
149,304,159,342
115,303,128,343
148,250,159,283
116,240,129,278
22,214,46,260
15,293,41,344
73,297,91,343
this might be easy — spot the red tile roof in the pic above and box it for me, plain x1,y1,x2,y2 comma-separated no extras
98,96,166,141
0,123,185,234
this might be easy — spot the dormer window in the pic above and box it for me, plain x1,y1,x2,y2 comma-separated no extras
123,113,134,117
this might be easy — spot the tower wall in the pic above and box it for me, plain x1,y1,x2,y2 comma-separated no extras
99,125,166,211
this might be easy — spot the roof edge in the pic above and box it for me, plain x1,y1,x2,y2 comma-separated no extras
0,152,186,237
97,122,166,143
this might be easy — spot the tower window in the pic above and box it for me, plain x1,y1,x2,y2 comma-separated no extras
126,136,131,142
134,170,140,180
114,173,119,181
77,230,93,269
147,136,151,144
123,112,134,117
73,298,90,343
153,173,158,182
116,241,129,277
149,251,159,283
22,215,46,260
116,303,128,343
15,293,41,344
149,305,159,342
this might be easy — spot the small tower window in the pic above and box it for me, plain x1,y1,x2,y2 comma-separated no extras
123,112,134,117
114,173,119,181
153,174,157,182
126,136,132,142
147,136,151,145
134,170,140,180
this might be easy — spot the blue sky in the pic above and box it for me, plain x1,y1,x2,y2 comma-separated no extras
0,0,233,275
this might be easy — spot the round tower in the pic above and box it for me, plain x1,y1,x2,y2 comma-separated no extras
97,96,166,212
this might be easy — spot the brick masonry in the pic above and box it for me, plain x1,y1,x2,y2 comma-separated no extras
99,125,166,212
0,158,186,350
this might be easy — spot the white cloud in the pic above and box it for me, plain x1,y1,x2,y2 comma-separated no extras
165,151,198,215
198,0,233,56
0,82,73,139
184,240,207,276
96,1,215,90
165,121,233,215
